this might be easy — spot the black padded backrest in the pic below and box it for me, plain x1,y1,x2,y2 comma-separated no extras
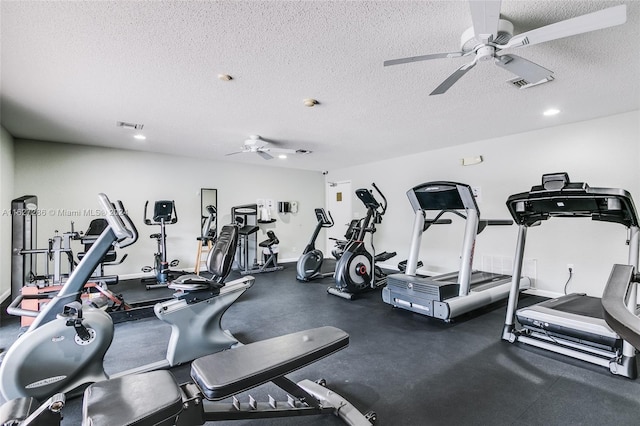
266,230,279,245
79,218,116,262
206,224,239,283
86,218,109,236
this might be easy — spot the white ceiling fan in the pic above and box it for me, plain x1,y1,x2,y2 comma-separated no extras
384,1,627,95
226,135,310,160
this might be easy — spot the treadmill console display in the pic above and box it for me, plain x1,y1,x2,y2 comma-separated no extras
408,182,478,214
506,173,638,228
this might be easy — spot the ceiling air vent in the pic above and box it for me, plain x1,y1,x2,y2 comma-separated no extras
116,121,144,130
509,78,530,88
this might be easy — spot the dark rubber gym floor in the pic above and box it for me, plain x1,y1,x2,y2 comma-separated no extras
2,263,640,425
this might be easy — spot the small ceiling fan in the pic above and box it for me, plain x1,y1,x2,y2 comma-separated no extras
384,1,627,95
226,135,310,160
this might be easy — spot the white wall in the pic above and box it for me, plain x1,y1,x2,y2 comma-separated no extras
0,127,15,302
328,111,640,297
13,140,325,278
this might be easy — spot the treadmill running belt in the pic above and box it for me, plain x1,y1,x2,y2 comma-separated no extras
544,294,604,320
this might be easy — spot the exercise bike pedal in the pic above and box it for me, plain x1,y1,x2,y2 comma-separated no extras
326,286,355,300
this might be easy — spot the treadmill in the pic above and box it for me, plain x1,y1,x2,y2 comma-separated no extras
383,181,531,321
502,173,639,379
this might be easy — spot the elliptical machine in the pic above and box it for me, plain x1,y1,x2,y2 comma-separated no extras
296,208,335,282
0,194,254,401
328,183,396,300
141,200,181,289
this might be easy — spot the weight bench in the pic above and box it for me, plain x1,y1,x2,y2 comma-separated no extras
83,326,375,426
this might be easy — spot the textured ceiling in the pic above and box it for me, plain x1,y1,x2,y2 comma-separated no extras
1,1,639,172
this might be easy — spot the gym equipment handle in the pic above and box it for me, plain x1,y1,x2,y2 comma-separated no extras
6,294,45,318
97,193,136,246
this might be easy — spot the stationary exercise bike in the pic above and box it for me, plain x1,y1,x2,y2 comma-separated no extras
0,194,254,402
296,208,335,282
141,200,181,289
328,183,396,300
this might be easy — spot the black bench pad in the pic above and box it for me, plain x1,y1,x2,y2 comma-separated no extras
82,371,182,426
191,326,349,400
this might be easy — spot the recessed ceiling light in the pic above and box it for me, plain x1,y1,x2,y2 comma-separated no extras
543,108,560,116
134,134,146,140
218,74,233,81
278,154,287,159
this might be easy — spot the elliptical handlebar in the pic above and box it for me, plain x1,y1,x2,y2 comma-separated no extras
325,210,334,227
371,182,387,216
97,193,137,248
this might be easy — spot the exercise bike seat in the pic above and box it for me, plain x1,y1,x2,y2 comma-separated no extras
191,326,348,400
170,224,239,292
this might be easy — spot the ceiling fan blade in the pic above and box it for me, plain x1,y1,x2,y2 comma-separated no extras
384,52,464,67
495,54,553,85
469,0,502,44
225,151,244,156
500,4,627,50
430,60,477,96
269,148,298,154
257,151,273,160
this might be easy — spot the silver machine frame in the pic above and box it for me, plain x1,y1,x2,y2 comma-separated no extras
382,181,530,321
501,173,639,378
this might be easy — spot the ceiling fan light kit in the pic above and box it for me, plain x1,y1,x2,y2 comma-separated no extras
384,2,627,95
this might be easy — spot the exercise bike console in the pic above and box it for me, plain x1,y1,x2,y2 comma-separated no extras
141,200,182,289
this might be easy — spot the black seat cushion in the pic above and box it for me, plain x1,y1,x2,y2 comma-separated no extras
82,371,182,426
170,224,238,291
191,326,349,400
206,224,238,280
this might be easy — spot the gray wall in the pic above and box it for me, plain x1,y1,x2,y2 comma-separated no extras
0,127,15,301
6,110,640,299
327,111,640,297
12,140,325,278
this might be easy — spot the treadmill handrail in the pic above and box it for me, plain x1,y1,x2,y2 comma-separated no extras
602,264,640,349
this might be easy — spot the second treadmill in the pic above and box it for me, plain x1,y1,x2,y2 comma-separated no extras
502,172,639,379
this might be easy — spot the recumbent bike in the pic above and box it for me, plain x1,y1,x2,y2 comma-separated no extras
0,194,254,403
0,196,376,426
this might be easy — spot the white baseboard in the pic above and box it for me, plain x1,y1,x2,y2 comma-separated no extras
523,288,563,298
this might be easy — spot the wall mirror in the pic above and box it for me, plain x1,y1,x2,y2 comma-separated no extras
200,188,217,240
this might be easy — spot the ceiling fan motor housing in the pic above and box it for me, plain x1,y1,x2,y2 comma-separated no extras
460,19,514,53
